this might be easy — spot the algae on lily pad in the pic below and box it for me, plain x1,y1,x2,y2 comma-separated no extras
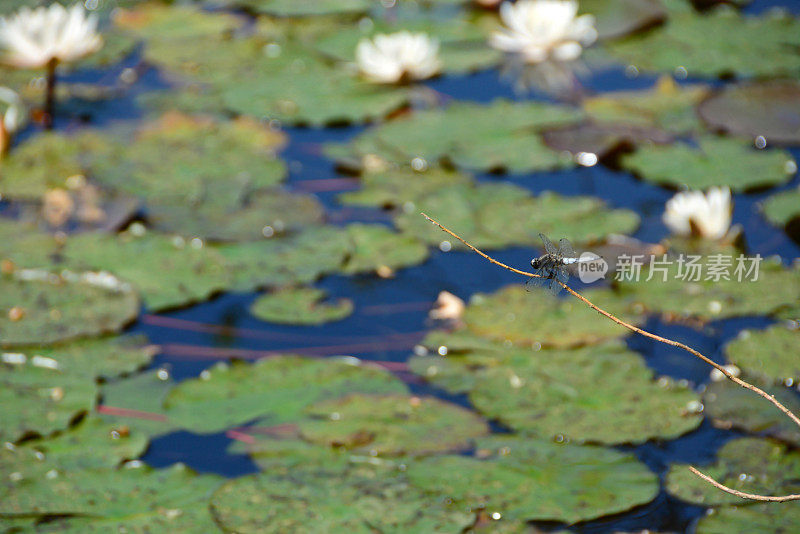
329,99,582,173
250,287,353,325
0,270,139,347
621,135,796,191
163,355,407,434
665,437,800,506
698,81,800,145
462,285,638,348
0,361,97,443
703,379,800,447
604,8,800,79
298,393,489,455
210,463,474,534
414,341,702,444
724,325,800,385
61,230,230,312
0,463,222,531
761,187,800,227
694,502,800,534
407,435,659,523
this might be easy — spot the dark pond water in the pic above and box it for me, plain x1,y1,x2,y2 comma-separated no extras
12,0,800,531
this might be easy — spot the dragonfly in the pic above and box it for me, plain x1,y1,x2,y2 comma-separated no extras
527,233,594,295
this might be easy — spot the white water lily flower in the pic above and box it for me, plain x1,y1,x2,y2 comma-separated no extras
0,3,102,69
356,31,441,84
663,187,732,240
490,0,597,64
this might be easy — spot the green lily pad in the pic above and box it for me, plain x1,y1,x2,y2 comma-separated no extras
724,325,800,385
612,258,800,321
329,100,582,173
0,269,139,347
0,463,221,531
462,285,638,348
698,81,800,145
407,435,659,523
0,416,148,480
0,361,97,443
604,8,800,79
761,187,800,227
338,166,472,208
581,0,667,40
415,341,701,444
703,379,800,447
163,356,407,434
621,135,796,191
339,223,429,275
99,369,177,439
0,220,64,269
250,287,353,325
210,463,474,534
541,121,673,159
665,437,800,506
396,184,639,250
61,230,230,312
583,77,709,135
224,0,373,16
694,502,800,534
4,335,156,381
298,393,489,455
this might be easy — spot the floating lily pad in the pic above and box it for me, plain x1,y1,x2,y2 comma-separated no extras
61,230,230,312
698,81,800,145
462,285,638,348
4,335,156,381
583,77,709,135
210,463,474,534
0,361,97,443
0,463,221,531
99,369,176,439
581,0,667,40
613,258,800,321
338,167,472,208
621,136,796,191
0,270,139,347
541,121,673,159
665,437,800,506
407,436,659,523
329,100,582,173
761,187,800,227
250,287,353,325
0,220,63,269
694,502,800,534
724,325,800,385
339,223,429,275
298,393,489,455
396,184,639,250
225,0,373,16
163,356,407,434
415,340,701,444
703,379,800,446
604,8,800,78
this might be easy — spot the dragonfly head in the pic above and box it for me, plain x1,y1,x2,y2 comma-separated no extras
531,257,542,269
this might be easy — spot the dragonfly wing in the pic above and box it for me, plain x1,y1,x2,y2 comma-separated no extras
544,266,568,295
525,267,549,291
558,238,576,259
539,233,558,255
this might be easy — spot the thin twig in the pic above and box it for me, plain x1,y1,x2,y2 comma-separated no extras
688,467,800,502
421,212,800,502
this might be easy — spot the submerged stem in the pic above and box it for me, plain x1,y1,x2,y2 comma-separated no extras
44,58,57,130
421,212,800,502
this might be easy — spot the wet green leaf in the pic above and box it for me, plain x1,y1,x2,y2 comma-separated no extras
621,136,796,191
694,502,800,534
604,8,800,78
0,463,222,531
250,287,353,325
0,362,96,443
724,325,800,385
210,462,474,534
0,270,139,347
298,393,489,455
665,437,800,506
761,187,800,227
698,81,800,145
163,356,407,434
407,435,659,523
703,379,800,446
330,100,582,173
